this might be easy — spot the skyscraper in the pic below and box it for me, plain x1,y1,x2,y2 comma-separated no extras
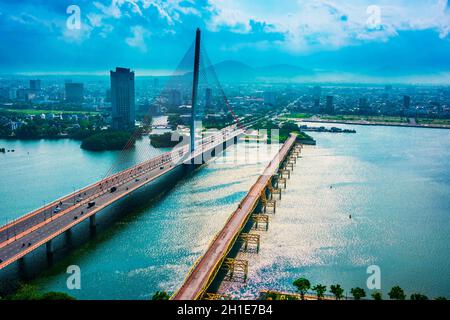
110,67,135,130
168,89,182,108
65,83,84,103
326,95,334,114
312,86,321,112
29,79,41,92
312,85,321,99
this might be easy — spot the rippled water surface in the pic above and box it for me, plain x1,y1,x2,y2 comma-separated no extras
0,123,449,299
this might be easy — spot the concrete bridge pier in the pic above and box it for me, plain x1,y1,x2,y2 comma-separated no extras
46,240,53,256
89,214,96,230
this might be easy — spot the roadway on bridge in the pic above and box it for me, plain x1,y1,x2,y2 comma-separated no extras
173,134,297,300
0,126,243,270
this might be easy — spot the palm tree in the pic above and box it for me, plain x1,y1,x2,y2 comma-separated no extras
152,291,170,300
293,277,311,300
330,284,344,300
388,286,406,300
410,293,428,300
371,291,382,300
350,287,366,300
312,284,327,300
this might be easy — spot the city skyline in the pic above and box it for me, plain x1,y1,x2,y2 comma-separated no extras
0,1,449,84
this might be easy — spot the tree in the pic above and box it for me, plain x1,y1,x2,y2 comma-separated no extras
330,284,344,300
388,286,406,300
152,291,170,300
350,287,366,300
435,296,447,300
410,293,428,300
371,291,382,300
293,277,311,300
81,130,135,151
312,284,327,300
41,292,75,300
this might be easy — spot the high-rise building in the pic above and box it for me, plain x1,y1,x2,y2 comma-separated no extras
326,95,334,114
313,98,320,111
65,83,84,103
29,79,41,92
110,67,135,130
312,86,321,99
168,89,182,107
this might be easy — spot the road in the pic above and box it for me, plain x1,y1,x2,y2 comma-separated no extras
173,134,297,300
0,125,244,270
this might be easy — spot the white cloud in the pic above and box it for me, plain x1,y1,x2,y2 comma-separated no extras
206,0,450,52
125,25,150,51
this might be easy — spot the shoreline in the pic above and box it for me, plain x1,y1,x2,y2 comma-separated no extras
300,119,450,130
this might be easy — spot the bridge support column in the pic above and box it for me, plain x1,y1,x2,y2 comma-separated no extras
46,240,53,256
89,214,96,229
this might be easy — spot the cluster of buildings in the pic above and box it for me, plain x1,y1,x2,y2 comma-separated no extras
2,70,449,137
288,85,450,118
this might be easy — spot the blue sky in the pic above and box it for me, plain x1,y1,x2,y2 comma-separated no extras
0,0,449,82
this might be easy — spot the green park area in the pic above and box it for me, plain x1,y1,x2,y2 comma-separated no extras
1,108,100,116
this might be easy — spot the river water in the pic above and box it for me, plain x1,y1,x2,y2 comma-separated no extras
0,123,449,299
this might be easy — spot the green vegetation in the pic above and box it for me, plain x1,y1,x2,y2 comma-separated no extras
319,115,408,123
283,113,313,119
149,132,184,148
168,114,182,129
252,118,315,144
4,284,75,300
330,284,344,300
350,287,366,300
260,291,299,300
410,293,429,300
0,109,105,140
81,130,135,151
371,291,382,300
1,108,99,116
203,114,234,130
312,284,327,300
293,277,311,300
435,296,447,300
388,286,406,300
417,118,450,126
152,291,170,300
268,278,447,301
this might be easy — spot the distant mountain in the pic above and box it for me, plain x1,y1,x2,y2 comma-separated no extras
255,64,314,79
183,60,313,83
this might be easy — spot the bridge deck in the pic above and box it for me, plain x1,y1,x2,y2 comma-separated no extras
172,134,297,300
0,127,243,270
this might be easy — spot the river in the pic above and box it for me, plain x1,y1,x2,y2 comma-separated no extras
0,123,449,299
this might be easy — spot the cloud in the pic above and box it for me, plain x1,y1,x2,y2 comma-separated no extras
125,25,150,51
205,0,450,52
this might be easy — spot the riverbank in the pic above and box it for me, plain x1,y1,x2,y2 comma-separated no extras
302,118,450,129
